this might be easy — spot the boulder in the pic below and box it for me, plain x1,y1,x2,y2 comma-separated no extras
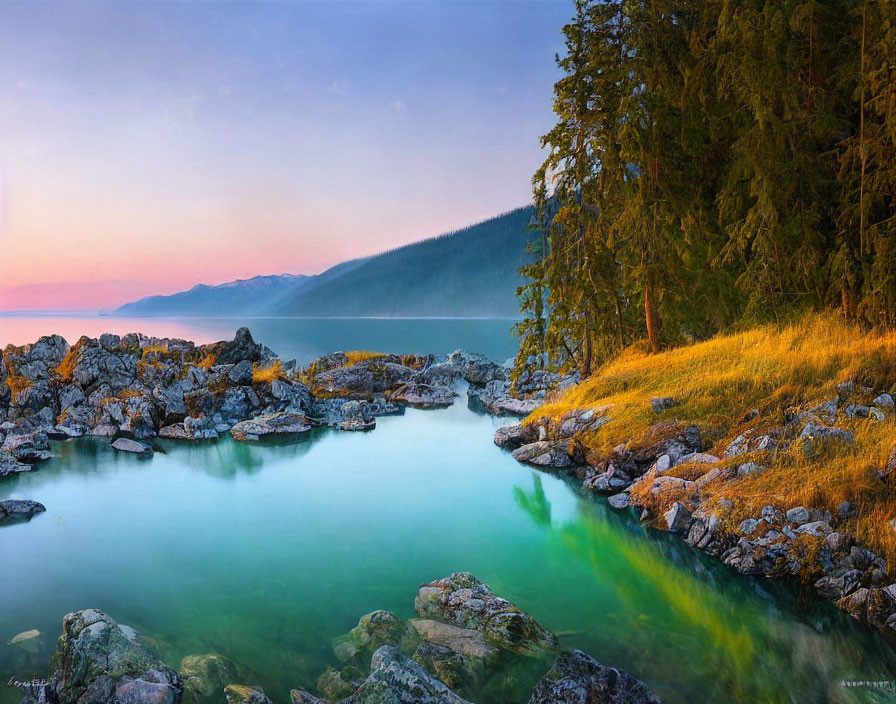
494,423,535,450
316,666,365,701
408,619,499,660
664,502,693,533
230,412,311,441
224,685,272,704
414,572,558,655
180,653,241,704
650,397,678,414
412,641,472,691
49,609,182,704
528,650,660,704
339,400,376,431
209,328,265,365
0,451,34,476
341,646,473,704
0,499,46,525
877,445,896,480
391,382,457,409
111,437,153,457
785,507,811,524
227,361,255,386
511,441,574,469
607,493,631,510
332,610,420,666
798,421,854,455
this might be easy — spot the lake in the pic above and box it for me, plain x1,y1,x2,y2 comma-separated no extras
1,317,895,704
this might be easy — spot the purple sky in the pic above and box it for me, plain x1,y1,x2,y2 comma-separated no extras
0,0,570,310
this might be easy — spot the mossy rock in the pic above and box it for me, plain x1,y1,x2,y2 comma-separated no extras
332,611,421,668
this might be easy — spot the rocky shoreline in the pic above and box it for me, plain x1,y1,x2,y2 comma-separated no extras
6,573,659,704
495,395,896,639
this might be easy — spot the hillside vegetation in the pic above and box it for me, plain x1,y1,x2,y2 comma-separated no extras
117,208,533,318
530,315,896,568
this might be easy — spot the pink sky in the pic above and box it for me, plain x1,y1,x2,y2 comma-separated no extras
0,1,566,311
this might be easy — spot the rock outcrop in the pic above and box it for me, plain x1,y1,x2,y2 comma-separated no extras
528,650,660,704
0,499,46,525
48,609,182,704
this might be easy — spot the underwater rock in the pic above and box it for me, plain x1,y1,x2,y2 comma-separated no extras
528,649,661,704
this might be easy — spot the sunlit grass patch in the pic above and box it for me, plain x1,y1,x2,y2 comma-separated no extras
531,314,896,570
252,360,287,384
344,350,386,365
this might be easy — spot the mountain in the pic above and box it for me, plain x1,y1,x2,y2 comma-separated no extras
115,207,533,318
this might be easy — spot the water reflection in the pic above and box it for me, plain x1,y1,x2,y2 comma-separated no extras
514,475,896,704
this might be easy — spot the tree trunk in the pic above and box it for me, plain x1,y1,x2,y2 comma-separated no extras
582,309,593,378
645,285,661,354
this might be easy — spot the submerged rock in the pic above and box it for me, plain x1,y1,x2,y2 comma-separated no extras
180,653,241,704
341,646,473,704
332,610,420,667
0,499,46,525
7,628,43,654
224,685,272,704
528,650,660,704
111,437,153,456
415,572,559,655
511,441,575,469
49,608,182,704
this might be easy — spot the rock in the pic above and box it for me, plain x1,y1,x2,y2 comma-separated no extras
339,400,376,431
650,397,678,414
414,572,558,655
332,611,420,666
341,646,473,704
494,423,534,450
837,587,896,632
878,445,896,480
0,499,46,525
468,380,541,417
736,462,767,478
0,452,35,476
180,653,241,704
290,690,325,704
838,501,857,518
224,685,272,704
230,412,311,441
723,431,776,458
511,441,574,469
408,619,499,660
664,502,693,533
798,421,854,455
227,360,254,386
111,437,153,456
796,521,832,537
7,629,43,654
528,649,660,704
786,507,811,524
391,382,456,409
844,404,870,418
607,493,630,510
49,608,182,704
874,393,894,409
679,452,719,465
738,518,761,535
210,328,265,365
412,641,472,691
815,570,863,600
316,666,364,701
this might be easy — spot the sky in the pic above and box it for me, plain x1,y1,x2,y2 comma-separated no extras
0,0,571,311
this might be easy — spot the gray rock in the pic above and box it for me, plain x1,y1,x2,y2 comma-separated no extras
799,421,854,455
874,393,894,409
414,572,558,655
869,407,886,421
111,437,153,456
224,685,272,704
796,521,833,537
0,451,34,476
332,611,420,667
528,649,660,704
607,493,631,510
230,412,310,441
664,502,693,533
511,441,574,469
738,518,761,535
341,646,473,704
339,400,376,431
494,423,534,450
50,609,182,704
227,360,254,386
650,397,678,414
0,499,46,524
786,507,811,524
391,382,457,408
844,404,870,418
412,641,472,692
878,445,896,480
408,619,499,660
180,653,241,704
736,462,767,478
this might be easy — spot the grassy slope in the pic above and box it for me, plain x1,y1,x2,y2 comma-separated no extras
529,315,896,570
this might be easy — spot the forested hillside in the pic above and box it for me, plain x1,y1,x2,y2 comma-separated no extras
517,0,896,375
272,207,533,317
116,208,532,318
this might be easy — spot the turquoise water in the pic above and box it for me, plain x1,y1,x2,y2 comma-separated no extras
1,318,896,703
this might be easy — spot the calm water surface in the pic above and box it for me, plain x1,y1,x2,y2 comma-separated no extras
1,318,895,704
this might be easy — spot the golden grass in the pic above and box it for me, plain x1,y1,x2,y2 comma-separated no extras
532,314,896,570
197,352,216,370
55,349,79,380
4,371,33,400
252,360,286,384
344,350,386,365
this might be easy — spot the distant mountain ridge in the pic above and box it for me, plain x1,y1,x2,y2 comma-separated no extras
116,207,533,318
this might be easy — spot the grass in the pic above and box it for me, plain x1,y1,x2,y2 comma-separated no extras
196,352,216,370
4,370,33,400
344,350,386,365
252,360,286,384
530,314,896,571
55,349,79,380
